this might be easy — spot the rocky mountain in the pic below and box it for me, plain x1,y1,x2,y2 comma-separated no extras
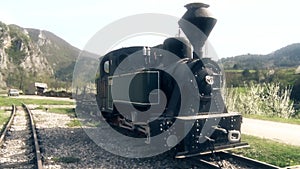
0,21,80,90
220,43,300,70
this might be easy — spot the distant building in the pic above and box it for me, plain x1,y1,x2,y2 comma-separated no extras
27,82,48,95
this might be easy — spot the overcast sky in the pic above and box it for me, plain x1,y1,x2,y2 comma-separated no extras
0,0,299,58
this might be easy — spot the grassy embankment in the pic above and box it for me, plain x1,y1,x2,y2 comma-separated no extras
0,96,74,106
242,114,300,125
232,134,300,167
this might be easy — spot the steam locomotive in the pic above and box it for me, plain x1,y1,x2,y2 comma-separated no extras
96,3,248,158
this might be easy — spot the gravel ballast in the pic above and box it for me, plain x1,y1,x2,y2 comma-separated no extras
32,109,200,169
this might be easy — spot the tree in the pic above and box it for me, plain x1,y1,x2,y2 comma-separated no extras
254,69,260,82
242,69,251,77
233,64,240,69
291,79,300,103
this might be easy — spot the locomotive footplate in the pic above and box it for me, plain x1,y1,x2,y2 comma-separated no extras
174,112,249,158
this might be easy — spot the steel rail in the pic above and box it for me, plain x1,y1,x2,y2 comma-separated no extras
22,103,43,169
188,155,223,169
188,151,281,169
218,151,280,169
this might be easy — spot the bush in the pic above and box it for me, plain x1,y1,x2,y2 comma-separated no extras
291,79,300,102
293,109,300,118
226,83,295,118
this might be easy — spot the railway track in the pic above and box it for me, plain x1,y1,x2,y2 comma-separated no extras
189,151,280,169
0,104,43,169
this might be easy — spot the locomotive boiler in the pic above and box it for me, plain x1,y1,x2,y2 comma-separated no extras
96,3,248,158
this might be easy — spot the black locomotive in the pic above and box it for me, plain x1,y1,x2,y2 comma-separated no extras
96,3,248,158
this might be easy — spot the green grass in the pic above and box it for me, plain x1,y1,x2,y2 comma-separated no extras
0,96,74,106
225,69,256,73
231,134,300,167
48,108,75,117
66,119,81,127
243,114,300,125
34,105,44,109
233,86,247,93
0,110,10,126
85,121,101,127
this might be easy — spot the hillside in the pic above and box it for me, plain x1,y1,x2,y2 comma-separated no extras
0,21,80,90
220,43,300,69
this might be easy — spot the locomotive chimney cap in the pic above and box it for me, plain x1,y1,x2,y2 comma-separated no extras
184,3,209,9
180,2,216,58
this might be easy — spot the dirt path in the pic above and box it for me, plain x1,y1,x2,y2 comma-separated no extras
242,118,300,146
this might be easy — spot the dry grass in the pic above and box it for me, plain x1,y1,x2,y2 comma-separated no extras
226,83,296,119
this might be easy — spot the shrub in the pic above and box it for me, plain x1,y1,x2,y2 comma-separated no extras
226,83,295,118
291,79,300,102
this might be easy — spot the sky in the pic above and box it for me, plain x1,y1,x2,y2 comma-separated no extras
0,0,299,58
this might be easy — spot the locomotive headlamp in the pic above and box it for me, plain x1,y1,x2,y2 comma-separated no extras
205,75,214,85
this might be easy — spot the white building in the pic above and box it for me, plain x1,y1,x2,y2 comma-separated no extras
27,82,48,95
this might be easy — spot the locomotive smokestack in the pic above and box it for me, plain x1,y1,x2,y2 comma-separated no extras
179,3,217,58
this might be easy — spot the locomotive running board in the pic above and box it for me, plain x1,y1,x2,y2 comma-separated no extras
175,142,249,159
175,112,241,120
